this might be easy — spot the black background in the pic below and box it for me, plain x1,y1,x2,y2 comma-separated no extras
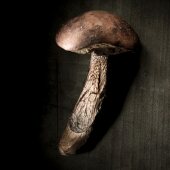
16,0,170,169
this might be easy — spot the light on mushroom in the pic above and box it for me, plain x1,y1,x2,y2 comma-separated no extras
56,10,139,155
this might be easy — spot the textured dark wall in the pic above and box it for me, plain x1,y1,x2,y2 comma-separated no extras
40,0,170,169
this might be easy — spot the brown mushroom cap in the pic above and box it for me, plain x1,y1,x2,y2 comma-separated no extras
56,10,139,54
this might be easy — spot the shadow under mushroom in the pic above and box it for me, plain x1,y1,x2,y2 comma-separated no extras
77,50,141,154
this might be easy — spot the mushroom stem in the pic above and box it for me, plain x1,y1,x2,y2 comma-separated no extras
59,51,108,155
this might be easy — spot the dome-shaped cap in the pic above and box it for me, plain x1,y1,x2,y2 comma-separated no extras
56,11,139,54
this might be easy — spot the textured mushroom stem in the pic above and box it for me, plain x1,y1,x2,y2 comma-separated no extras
59,52,107,155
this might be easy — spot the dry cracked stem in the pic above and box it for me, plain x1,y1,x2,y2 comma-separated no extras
59,51,108,155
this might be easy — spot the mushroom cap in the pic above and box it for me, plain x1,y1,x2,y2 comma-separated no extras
56,10,139,54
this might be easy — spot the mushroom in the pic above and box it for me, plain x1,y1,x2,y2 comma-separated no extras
56,10,139,155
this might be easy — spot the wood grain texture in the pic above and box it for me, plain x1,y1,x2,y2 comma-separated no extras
42,0,170,169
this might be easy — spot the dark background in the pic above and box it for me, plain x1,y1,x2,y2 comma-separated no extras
21,0,170,169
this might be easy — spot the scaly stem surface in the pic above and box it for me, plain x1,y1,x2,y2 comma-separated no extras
59,51,108,155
